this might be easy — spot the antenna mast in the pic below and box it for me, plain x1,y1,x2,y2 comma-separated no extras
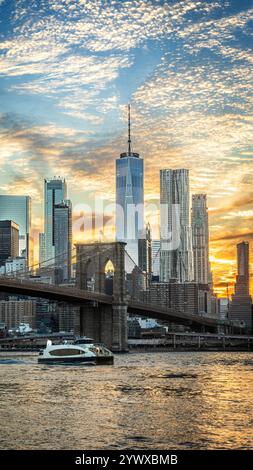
128,104,131,155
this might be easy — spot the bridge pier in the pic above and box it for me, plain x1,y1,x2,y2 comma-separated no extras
80,302,128,352
112,303,128,352
76,242,128,353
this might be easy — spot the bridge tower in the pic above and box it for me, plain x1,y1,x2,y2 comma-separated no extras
76,242,128,352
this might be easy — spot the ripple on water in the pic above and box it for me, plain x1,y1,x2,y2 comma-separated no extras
0,351,252,450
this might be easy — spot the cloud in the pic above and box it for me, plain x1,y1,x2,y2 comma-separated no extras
0,0,253,295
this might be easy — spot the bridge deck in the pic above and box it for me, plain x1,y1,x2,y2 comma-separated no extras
0,277,112,305
0,277,224,327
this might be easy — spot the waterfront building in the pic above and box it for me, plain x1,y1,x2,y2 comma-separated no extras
127,317,141,338
0,195,32,266
54,200,72,283
0,220,19,265
219,298,229,321
29,275,54,284
191,194,211,285
58,304,80,334
229,241,252,331
116,105,144,266
0,299,36,330
160,169,193,283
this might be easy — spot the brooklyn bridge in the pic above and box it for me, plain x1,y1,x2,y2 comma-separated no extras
0,242,229,351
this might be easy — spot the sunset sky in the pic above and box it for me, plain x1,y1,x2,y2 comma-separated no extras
0,0,252,296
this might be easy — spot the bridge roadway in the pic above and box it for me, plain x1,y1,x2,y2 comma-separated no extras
0,276,222,329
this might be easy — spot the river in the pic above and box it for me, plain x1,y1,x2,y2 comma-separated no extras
0,351,252,449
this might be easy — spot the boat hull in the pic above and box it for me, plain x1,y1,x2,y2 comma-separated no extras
96,356,114,365
38,356,114,365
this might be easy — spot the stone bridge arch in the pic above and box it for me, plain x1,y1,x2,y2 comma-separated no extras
75,242,128,351
76,241,126,302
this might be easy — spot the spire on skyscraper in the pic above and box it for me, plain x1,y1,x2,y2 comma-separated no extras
128,103,131,155
120,103,139,159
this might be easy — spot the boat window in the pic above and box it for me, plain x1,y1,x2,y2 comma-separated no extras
99,347,110,355
49,348,82,356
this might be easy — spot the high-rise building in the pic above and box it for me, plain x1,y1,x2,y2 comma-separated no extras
116,105,144,266
0,299,36,330
0,220,19,265
237,241,249,286
143,280,199,315
160,169,193,283
39,233,46,267
0,195,32,266
40,178,67,264
151,240,160,278
229,241,252,331
138,223,152,274
191,194,211,285
54,200,72,283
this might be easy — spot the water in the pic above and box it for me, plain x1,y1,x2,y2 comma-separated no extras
0,352,252,450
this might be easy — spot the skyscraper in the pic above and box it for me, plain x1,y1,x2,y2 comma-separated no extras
151,240,160,278
237,241,249,286
0,195,32,266
160,169,193,283
229,241,252,331
54,200,72,283
116,105,144,266
191,194,211,285
138,223,152,274
39,233,46,267
0,220,19,265
40,178,67,264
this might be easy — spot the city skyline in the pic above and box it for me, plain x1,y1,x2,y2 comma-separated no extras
0,0,252,296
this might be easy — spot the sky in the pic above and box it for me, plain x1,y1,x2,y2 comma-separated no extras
0,0,252,296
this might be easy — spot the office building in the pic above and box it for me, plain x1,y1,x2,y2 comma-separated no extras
39,233,46,266
138,223,152,274
192,194,211,285
142,280,199,316
229,241,252,331
58,304,80,333
116,105,144,266
0,220,19,265
0,195,32,265
152,240,160,278
40,177,67,265
54,200,72,283
0,256,26,275
219,298,229,321
160,169,193,283
0,299,36,330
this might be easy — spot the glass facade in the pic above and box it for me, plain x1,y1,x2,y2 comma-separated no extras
0,195,32,266
151,240,161,278
229,241,252,331
191,194,210,285
43,178,67,264
160,169,193,283
54,200,72,283
116,152,144,265
0,220,19,264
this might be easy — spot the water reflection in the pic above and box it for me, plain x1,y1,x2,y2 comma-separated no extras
0,352,252,449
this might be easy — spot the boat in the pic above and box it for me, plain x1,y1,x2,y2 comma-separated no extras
38,338,114,365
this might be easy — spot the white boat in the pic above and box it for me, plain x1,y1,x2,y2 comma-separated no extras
38,338,114,365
